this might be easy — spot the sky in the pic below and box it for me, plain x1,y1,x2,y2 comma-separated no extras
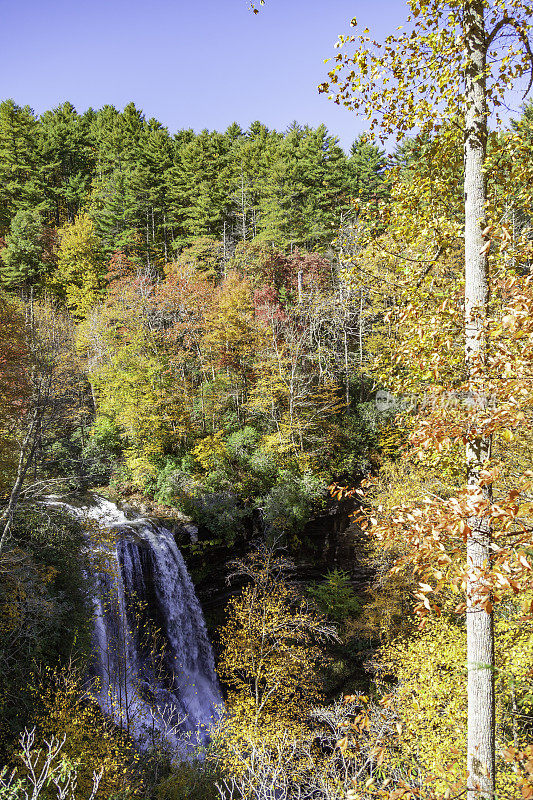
0,0,409,152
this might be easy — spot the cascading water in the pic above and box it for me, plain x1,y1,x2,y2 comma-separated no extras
46,494,222,752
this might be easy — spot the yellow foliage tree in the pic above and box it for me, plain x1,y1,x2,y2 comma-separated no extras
215,546,336,773
53,215,105,319
30,665,139,799
78,286,192,487
192,430,229,473
321,3,533,794
381,607,533,800
202,271,267,428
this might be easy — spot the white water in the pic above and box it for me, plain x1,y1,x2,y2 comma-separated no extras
47,495,222,752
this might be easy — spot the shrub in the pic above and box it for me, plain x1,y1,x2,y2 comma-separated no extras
261,470,324,535
30,665,139,799
154,758,221,800
82,416,123,482
0,507,91,758
308,569,362,624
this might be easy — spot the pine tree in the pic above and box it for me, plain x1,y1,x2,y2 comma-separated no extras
296,124,349,247
0,209,45,289
228,122,280,246
0,101,43,235
89,103,147,262
39,102,95,226
348,135,388,202
257,123,350,249
167,130,233,247
255,133,292,247
143,120,173,262
162,128,195,246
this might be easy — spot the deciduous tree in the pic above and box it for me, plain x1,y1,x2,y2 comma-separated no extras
321,2,533,797
53,215,105,318
217,545,336,764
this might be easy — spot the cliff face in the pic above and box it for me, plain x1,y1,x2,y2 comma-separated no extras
116,491,373,610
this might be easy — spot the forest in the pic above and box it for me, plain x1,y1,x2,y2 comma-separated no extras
1,2,533,800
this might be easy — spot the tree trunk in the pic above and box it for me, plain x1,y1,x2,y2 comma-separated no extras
241,172,246,242
344,325,349,406
359,287,364,401
463,3,495,798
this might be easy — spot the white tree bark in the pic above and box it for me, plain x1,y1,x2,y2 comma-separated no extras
463,3,495,798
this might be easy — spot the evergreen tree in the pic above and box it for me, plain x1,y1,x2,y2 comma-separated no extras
0,101,43,235
0,209,45,289
296,124,349,246
89,103,148,262
162,128,195,246
254,132,292,247
143,120,174,262
391,132,433,181
348,135,388,202
167,129,233,247
257,123,350,249
0,99,377,266
226,122,280,247
39,102,95,226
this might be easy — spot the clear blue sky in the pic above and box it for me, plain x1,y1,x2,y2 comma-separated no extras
1,0,408,152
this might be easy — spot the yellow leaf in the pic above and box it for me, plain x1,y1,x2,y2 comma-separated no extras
336,736,349,754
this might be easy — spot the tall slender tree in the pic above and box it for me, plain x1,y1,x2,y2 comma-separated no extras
320,2,533,797
39,102,95,225
0,101,43,235
0,209,45,289
348,135,388,203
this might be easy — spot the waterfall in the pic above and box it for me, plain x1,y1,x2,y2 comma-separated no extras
47,494,222,752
